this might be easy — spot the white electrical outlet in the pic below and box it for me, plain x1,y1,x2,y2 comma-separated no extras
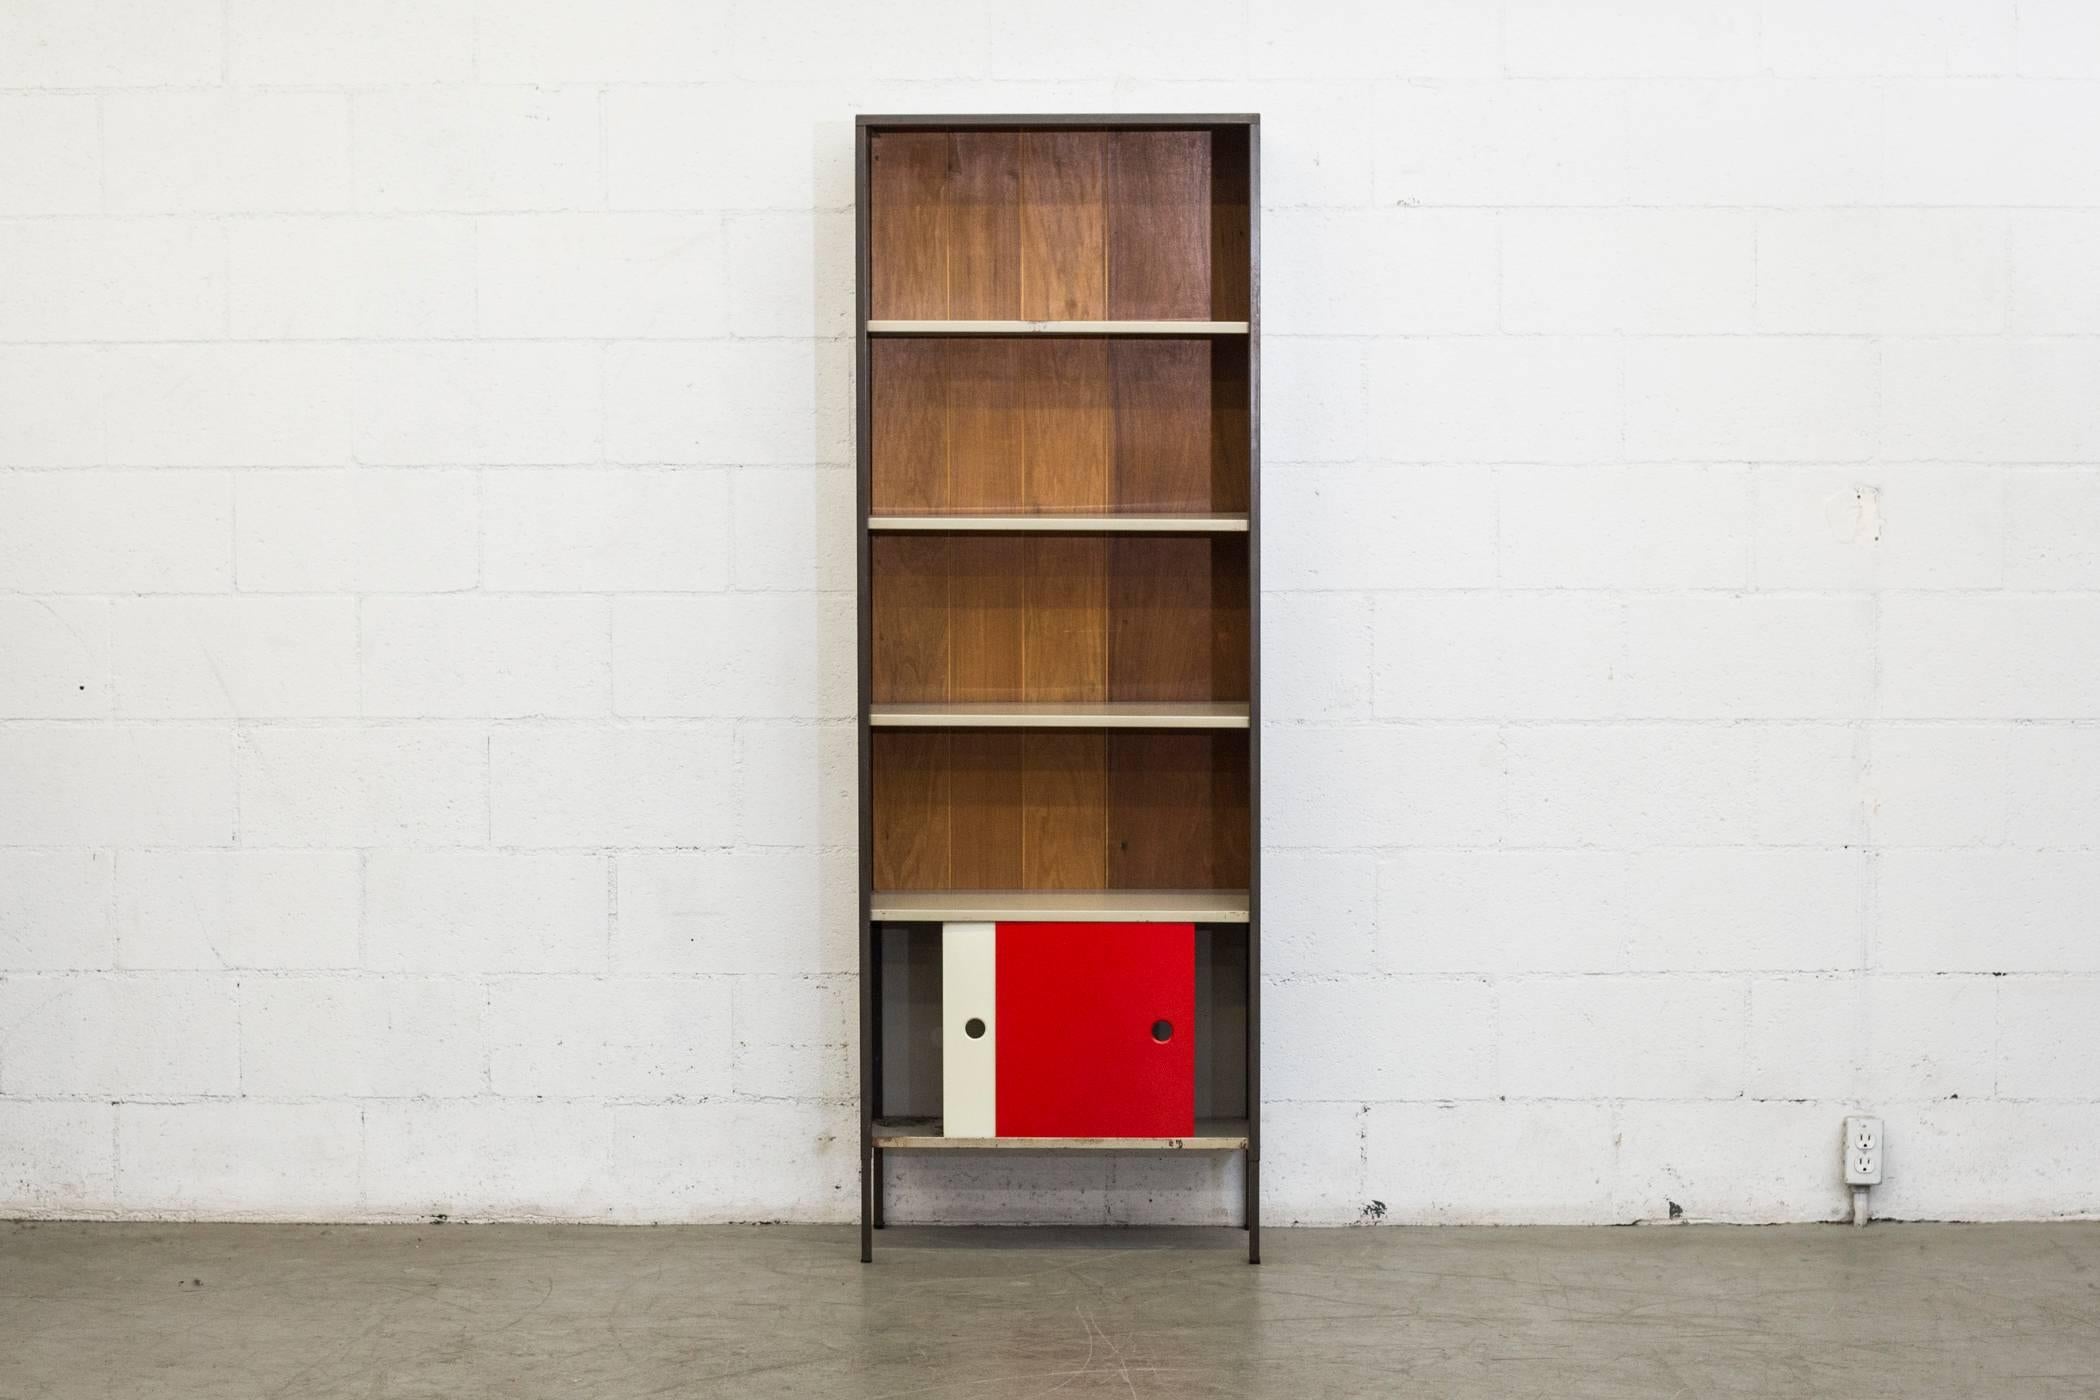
1843,1114,1883,1185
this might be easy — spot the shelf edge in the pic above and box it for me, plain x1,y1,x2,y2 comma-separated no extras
868,319,1249,336
867,514,1250,533
870,705,1248,730
869,891,1251,924
875,1123,1250,1151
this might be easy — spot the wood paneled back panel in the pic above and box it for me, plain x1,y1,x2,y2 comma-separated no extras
870,129,1242,321
1207,128,1252,322
1018,133,1108,321
1106,131,1211,320
871,534,1246,703
1106,732,1250,890
870,338,1242,515
872,729,1248,891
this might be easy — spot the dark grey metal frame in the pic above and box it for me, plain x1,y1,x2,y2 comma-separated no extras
853,113,1261,1264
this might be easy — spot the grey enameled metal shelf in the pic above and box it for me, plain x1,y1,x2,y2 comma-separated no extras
868,319,1248,335
868,513,1249,533
870,701,1249,730
875,1118,1250,1151
870,889,1251,924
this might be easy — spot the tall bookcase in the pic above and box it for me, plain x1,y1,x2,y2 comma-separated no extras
854,114,1260,1262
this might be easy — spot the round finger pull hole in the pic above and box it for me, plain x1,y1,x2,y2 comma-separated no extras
964,1017,986,1040
1151,1019,1174,1043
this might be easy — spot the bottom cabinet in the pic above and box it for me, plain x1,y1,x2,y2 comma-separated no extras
941,920,1195,1139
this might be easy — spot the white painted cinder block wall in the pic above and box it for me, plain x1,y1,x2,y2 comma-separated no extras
3,0,2098,1227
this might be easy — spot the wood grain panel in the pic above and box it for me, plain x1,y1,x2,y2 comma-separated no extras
1209,536,1251,703
875,339,1240,515
943,133,1020,319
1019,133,1107,321
1021,340,1111,511
1109,536,1213,702
1207,338,1251,513
1022,731,1108,889
870,534,949,703
946,341,1020,509
948,731,1024,889
871,726,1243,893
1108,131,1211,320
947,535,1025,702
875,533,1242,704
1208,731,1251,890
874,127,1243,324
1023,537,1108,703
1107,732,1212,889
1112,340,1211,512
1208,129,1252,322
869,133,947,320
871,340,948,513
873,731,948,890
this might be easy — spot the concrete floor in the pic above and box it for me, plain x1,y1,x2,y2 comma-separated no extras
3,1222,2097,1398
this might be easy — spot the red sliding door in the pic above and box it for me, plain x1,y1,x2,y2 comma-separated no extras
993,921,1194,1138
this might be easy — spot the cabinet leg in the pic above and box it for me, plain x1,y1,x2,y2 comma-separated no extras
872,1147,885,1228
860,1143,873,1262
1246,1151,1260,1264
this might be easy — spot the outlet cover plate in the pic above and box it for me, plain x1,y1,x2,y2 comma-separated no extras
1844,1114,1884,1185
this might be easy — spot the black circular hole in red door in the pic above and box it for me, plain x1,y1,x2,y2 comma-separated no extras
964,1017,986,1039
1151,1019,1173,1043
